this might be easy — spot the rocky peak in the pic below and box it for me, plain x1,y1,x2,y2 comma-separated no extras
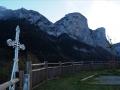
20,8,53,32
0,7,14,20
54,13,111,49
0,7,53,32
93,27,106,39
55,12,94,45
15,8,53,26
92,27,109,48
63,12,88,29
0,6,7,11
55,13,89,34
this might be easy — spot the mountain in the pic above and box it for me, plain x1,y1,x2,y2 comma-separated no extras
54,13,94,45
54,13,111,49
0,7,119,64
92,27,110,48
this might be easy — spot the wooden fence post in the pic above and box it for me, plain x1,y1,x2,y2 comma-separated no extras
19,70,24,90
44,61,48,81
28,61,32,90
59,61,62,76
90,61,94,70
72,61,74,73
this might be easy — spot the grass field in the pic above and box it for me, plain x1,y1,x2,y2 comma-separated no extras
35,69,120,90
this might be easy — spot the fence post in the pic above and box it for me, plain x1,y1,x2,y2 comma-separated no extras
59,61,62,76
23,61,32,90
19,70,24,90
72,61,74,73
29,61,32,90
90,61,94,70
44,61,48,81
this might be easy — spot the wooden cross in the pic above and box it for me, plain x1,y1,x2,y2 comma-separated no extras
7,25,25,90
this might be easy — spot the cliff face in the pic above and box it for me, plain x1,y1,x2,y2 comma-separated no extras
54,13,110,49
0,7,118,63
113,43,120,56
54,13,94,45
92,27,110,48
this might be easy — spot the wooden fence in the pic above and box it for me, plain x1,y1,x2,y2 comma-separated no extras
1,60,120,90
30,60,120,90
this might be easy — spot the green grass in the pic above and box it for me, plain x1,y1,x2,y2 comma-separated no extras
35,70,120,90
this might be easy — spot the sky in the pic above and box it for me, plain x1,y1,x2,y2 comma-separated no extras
0,0,120,44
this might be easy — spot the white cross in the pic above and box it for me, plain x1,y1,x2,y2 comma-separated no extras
7,25,25,90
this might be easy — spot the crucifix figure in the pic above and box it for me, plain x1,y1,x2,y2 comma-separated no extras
7,25,25,90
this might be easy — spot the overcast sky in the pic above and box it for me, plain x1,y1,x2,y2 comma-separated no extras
0,0,120,43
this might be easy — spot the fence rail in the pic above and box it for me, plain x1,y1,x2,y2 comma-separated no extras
0,71,24,90
0,78,19,90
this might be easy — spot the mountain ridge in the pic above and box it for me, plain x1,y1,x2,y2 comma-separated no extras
0,7,119,63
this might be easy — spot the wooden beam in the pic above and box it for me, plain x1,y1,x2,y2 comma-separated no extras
0,78,19,90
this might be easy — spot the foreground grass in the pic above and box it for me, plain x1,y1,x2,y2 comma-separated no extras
35,70,120,90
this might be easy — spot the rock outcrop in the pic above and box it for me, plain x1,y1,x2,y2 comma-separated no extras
55,13,94,45
92,27,109,48
54,13,110,50
113,43,120,56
